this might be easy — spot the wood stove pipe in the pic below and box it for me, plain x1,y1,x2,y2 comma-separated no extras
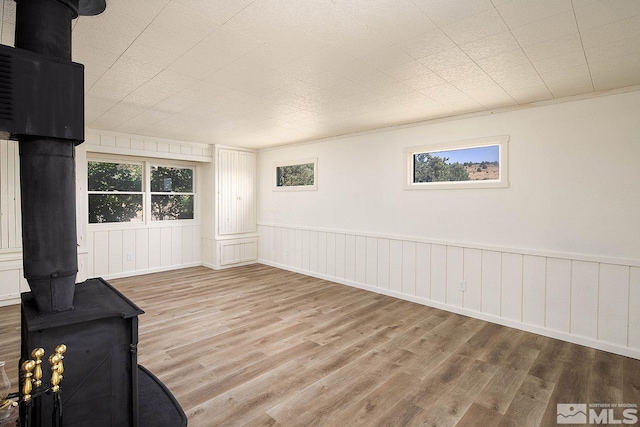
10,0,106,313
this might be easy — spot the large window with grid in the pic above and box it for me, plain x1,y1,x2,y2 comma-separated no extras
88,159,195,224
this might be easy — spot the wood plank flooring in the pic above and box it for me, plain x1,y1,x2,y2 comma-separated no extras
1,264,639,426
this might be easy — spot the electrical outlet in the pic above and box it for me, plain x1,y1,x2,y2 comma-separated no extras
127,252,134,261
459,280,466,292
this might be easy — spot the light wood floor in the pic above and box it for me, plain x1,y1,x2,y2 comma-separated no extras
1,265,639,426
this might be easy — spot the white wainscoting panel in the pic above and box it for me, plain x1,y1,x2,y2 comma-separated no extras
88,224,201,280
258,223,640,360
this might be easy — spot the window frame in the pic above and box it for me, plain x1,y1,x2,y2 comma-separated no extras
87,159,146,225
273,158,318,191
87,155,197,228
404,136,509,190
149,163,196,222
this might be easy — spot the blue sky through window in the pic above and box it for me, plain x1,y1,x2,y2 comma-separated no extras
429,145,499,164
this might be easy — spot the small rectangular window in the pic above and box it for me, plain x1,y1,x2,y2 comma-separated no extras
405,136,509,190
150,165,195,221
88,161,144,223
274,158,317,191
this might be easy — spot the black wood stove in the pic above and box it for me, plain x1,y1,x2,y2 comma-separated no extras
0,0,187,425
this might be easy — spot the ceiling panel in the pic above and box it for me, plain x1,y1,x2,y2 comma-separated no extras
0,0,638,148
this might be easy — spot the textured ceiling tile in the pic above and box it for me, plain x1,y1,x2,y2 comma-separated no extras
521,33,583,62
72,11,147,55
412,0,495,26
475,48,530,74
507,86,554,104
101,0,170,25
442,8,508,45
574,0,640,30
496,0,572,28
152,2,219,40
72,0,640,147
580,14,640,48
361,46,415,71
168,57,214,80
532,50,587,74
545,78,594,98
589,53,640,90
73,45,119,75
87,69,149,103
539,64,592,84
91,102,148,130
510,11,578,47
460,31,520,61
397,28,457,59
171,0,255,23
121,42,181,69
0,21,14,46
420,47,486,81
111,57,163,80
117,109,174,134
584,35,640,63
332,0,436,43
131,25,198,59
1,0,15,23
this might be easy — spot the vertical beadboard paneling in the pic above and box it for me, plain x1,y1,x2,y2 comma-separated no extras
122,229,136,273
630,267,640,350
463,248,481,312
415,242,431,299
309,230,318,273
377,238,390,290
294,229,303,269
172,226,183,265
318,231,327,275
287,228,296,267
365,237,378,286
431,244,447,303
183,226,194,264
522,255,546,327
274,227,283,265
598,264,629,346
161,228,172,266
135,229,149,270
546,258,571,332
148,228,161,268
326,232,336,277
389,240,403,293
192,225,201,261
301,229,310,270
446,246,463,307
108,230,123,274
402,241,416,296
345,234,356,281
266,226,276,264
335,233,346,279
355,235,367,284
501,253,523,322
571,261,599,339
481,250,501,316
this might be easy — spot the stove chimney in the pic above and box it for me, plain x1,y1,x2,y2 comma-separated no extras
0,0,106,313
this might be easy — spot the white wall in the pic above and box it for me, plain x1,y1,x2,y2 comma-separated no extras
257,90,640,359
